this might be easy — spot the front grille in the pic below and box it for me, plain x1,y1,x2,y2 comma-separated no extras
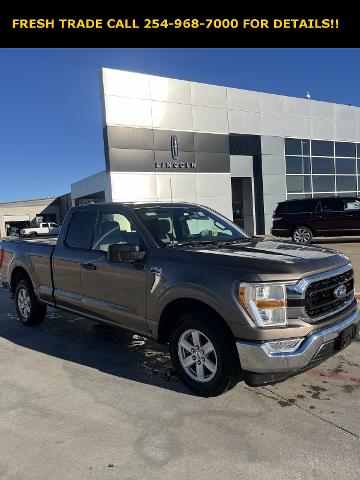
305,269,354,319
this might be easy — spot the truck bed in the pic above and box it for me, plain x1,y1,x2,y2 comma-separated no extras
0,236,57,299
0,236,58,246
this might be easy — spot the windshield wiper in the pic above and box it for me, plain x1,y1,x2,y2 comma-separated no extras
171,240,219,247
215,238,250,246
171,238,248,248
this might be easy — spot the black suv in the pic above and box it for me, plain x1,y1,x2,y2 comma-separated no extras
272,196,360,244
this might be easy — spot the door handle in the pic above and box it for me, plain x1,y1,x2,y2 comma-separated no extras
80,262,97,271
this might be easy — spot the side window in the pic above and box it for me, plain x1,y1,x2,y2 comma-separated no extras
344,199,360,211
50,223,58,228
42,223,49,228
65,211,98,249
92,212,142,252
320,198,344,212
287,200,317,213
275,203,288,214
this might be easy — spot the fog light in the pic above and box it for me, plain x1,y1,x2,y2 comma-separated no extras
265,338,303,354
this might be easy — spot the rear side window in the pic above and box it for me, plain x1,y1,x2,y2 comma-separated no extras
286,200,318,213
320,198,344,212
275,203,288,214
65,211,97,249
42,223,49,228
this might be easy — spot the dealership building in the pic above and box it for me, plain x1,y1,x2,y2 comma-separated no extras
70,68,360,235
4,67,360,237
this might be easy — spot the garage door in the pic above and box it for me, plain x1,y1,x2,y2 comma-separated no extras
3,214,30,222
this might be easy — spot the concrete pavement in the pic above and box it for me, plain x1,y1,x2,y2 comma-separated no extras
0,289,359,479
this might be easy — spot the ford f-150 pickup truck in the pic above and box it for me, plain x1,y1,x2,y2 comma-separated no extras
1,202,359,396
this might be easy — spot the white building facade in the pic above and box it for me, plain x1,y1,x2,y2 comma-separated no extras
71,68,360,235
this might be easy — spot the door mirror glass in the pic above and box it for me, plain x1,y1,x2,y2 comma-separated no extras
108,243,145,263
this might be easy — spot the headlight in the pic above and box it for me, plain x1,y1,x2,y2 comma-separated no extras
238,282,287,327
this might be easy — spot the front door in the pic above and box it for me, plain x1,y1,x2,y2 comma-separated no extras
79,209,148,334
342,197,360,234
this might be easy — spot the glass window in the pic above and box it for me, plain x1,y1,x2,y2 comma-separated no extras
287,200,318,213
287,194,312,199
41,223,49,228
336,176,357,192
285,138,310,156
92,212,142,252
49,223,58,228
335,142,356,157
336,158,356,174
65,212,98,249
275,203,288,214
286,175,311,193
320,198,344,212
313,176,335,192
286,156,311,174
135,205,249,247
344,199,360,210
342,192,357,197
312,157,334,174
311,140,333,157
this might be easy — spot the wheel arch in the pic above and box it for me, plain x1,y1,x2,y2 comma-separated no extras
157,297,234,345
10,266,33,295
291,224,313,235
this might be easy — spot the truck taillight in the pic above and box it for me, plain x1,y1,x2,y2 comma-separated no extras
0,249,4,269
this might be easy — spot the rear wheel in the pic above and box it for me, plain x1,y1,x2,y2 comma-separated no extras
292,226,313,244
169,312,240,397
15,279,46,326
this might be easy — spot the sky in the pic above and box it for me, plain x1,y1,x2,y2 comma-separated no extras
1,48,360,203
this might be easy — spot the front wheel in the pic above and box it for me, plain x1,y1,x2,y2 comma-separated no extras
292,226,313,244
169,312,240,397
15,279,47,326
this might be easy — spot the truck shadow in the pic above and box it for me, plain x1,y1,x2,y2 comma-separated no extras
0,305,195,396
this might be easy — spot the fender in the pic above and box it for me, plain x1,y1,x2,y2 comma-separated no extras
9,258,39,297
148,283,237,340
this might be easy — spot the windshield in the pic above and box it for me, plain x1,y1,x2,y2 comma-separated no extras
134,205,250,247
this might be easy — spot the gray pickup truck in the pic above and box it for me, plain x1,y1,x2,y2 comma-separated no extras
1,202,359,396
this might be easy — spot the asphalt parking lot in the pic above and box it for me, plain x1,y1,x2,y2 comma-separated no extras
0,285,359,480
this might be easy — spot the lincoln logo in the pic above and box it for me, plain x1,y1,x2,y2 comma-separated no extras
334,284,347,299
154,133,196,169
171,134,179,160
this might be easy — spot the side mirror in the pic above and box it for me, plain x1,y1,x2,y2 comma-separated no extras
108,243,145,263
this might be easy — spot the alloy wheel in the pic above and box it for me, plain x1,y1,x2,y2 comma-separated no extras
178,329,218,383
293,228,311,244
17,287,31,319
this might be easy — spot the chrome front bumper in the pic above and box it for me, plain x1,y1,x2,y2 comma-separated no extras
236,309,360,373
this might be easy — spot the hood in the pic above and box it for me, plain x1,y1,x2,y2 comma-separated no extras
173,238,350,281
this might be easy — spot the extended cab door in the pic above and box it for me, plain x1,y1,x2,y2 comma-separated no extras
79,209,148,334
52,210,98,311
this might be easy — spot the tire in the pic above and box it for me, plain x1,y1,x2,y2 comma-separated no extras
29,232,37,238
292,226,313,244
15,279,47,326
169,312,241,397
